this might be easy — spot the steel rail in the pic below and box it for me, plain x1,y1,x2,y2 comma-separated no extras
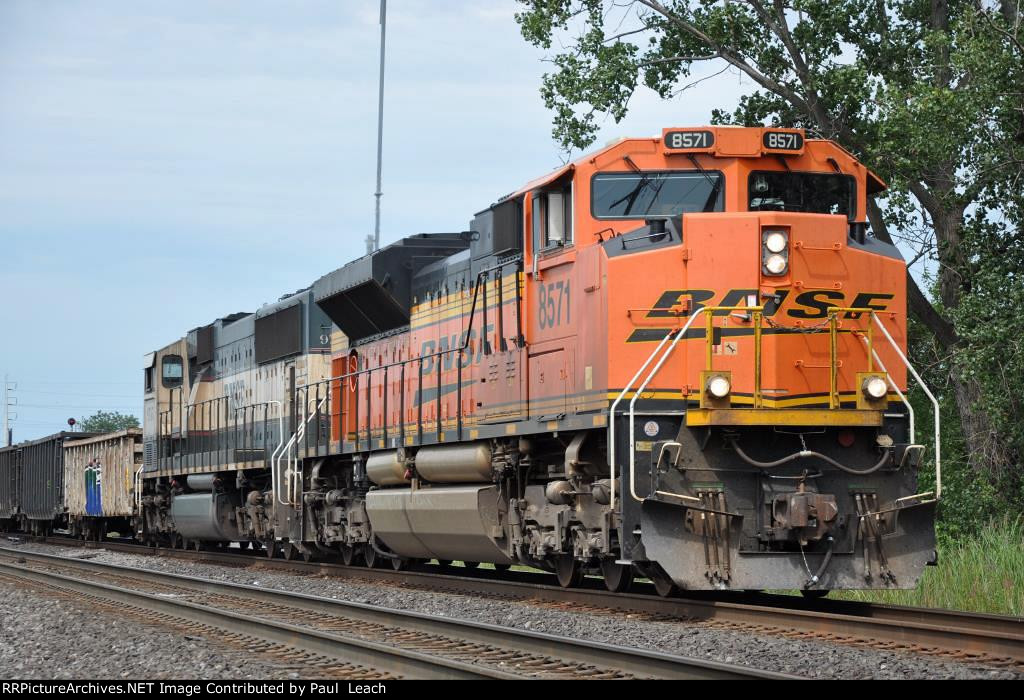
18,536,1024,667
0,546,787,680
0,558,498,680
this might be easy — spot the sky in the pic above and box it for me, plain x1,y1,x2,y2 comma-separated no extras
0,0,748,441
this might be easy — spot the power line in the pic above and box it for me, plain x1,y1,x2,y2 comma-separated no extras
17,403,140,410
17,389,139,399
17,380,138,385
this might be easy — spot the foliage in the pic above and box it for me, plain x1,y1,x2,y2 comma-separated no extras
79,410,140,434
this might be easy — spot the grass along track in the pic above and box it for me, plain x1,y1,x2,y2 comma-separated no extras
0,546,788,680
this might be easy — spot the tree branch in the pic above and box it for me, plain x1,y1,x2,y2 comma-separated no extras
635,0,819,118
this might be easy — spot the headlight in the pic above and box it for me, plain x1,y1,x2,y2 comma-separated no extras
764,231,788,253
863,375,888,399
764,253,788,275
707,375,731,398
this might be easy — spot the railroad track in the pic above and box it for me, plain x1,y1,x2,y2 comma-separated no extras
14,535,1024,671
0,545,786,680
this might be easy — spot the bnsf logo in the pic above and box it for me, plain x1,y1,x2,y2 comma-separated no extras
646,288,894,320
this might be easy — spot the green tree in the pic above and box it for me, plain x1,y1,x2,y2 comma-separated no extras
516,0,1024,523
79,410,140,434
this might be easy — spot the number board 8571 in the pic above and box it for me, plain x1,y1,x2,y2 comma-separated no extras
663,129,715,153
762,130,805,153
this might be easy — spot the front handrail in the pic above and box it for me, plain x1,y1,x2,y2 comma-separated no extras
611,304,762,507
824,307,940,500
628,307,759,502
868,310,941,500
608,330,678,510
611,302,941,508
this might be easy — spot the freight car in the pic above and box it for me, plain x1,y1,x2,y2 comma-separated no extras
2,432,96,535
16,125,939,597
0,443,20,531
63,429,143,541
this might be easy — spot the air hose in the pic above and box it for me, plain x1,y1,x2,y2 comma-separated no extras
729,439,892,475
804,535,835,589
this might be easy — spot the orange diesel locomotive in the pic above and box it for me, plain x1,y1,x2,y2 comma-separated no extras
143,126,939,595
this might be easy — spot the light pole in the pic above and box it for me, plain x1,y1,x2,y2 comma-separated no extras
373,0,387,252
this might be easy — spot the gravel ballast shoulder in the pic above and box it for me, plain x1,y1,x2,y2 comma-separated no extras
4,540,1020,680
0,575,306,680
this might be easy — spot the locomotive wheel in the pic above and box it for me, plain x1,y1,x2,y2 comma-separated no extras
493,563,511,573
436,559,453,569
554,555,583,588
649,567,678,598
800,589,831,600
363,543,379,569
339,544,359,566
282,542,298,561
461,561,479,569
600,560,634,593
237,541,250,551
390,557,408,571
301,547,316,563
264,540,279,559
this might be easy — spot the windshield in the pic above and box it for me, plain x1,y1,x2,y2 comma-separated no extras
748,171,855,218
592,171,724,219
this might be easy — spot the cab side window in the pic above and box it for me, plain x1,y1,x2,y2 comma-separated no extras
532,185,573,252
162,355,184,389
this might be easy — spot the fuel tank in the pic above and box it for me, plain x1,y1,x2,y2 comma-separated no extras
170,492,240,542
365,484,513,564
415,443,492,483
366,451,407,487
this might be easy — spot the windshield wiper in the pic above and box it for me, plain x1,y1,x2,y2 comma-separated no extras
609,155,657,216
687,155,721,212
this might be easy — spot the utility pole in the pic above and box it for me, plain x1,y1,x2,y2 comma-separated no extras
2,375,15,447
372,0,387,253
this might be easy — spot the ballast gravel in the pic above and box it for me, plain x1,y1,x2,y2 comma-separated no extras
0,578,306,680
5,540,1020,680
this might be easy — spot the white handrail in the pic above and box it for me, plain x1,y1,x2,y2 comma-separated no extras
265,400,284,508
133,464,144,516
608,330,676,510
608,309,941,512
628,312,702,501
870,312,942,499
275,395,328,507
275,414,302,507
289,396,327,505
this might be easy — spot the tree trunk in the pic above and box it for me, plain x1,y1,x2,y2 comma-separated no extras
867,200,1009,477
1000,0,1018,24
